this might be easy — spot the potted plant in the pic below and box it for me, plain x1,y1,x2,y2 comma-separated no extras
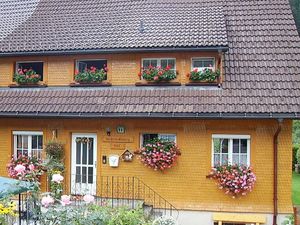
14,68,41,85
207,164,256,198
137,65,178,85
74,66,107,84
135,138,181,171
186,68,220,85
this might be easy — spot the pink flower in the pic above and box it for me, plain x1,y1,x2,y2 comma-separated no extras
83,194,94,203
52,174,64,183
61,195,71,206
154,76,159,81
41,195,54,208
14,164,26,174
28,164,35,171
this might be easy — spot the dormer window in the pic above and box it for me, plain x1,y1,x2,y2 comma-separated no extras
142,58,176,72
192,57,215,71
16,62,44,81
76,59,107,73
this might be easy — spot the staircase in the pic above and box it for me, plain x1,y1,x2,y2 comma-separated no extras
69,175,179,220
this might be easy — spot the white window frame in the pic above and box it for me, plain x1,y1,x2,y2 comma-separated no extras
191,57,216,72
75,59,107,72
141,58,176,70
140,133,177,147
13,131,43,159
211,134,250,166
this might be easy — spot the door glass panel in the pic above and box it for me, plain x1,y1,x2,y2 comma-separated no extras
88,167,93,184
82,143,87,165
88,139,93,165
76,167,81,183
82,167,87,183
76,142,81,164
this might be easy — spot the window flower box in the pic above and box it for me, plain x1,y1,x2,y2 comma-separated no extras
136,65,179,86
135,138,181,172
186,68,220,86
14,69,41,85
206,165,256,198
74,66,107,84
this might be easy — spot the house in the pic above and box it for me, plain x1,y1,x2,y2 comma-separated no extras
0,0,299,224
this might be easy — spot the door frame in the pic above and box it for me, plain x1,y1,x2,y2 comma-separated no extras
71,133,98,195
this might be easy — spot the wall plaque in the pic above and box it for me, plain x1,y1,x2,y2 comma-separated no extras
103,137,133,143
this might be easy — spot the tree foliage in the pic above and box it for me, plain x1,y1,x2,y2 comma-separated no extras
290,0,300,35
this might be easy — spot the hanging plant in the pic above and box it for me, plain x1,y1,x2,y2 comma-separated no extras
206,165,256,198
135,139,181,171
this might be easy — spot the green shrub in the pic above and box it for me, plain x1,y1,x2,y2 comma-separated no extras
293,146,299,170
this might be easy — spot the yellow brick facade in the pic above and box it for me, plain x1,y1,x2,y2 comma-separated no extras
0,118,293,214
0,52,221,86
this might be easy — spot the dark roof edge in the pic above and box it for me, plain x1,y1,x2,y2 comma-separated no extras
0,46,229,57
0,112,298,119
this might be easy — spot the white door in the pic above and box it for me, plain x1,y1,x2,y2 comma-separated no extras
71,133,97,195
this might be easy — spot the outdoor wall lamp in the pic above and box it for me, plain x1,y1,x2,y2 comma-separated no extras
106,127,111,136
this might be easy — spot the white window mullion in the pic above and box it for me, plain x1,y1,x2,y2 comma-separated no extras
228,139,233,165
28,136,32,157
14,135,17,158
247,139,251,166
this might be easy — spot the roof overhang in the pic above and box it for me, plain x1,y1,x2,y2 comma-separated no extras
0,112,298,119
0,46,229,57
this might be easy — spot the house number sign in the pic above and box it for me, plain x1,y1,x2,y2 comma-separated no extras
116,126,126,134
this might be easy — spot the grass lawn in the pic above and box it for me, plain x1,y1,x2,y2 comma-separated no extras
292,172,300,205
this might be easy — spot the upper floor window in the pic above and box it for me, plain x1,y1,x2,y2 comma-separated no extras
141,133,176,146
13,131,43,159
192,57,215,72
142,58,176,72
16,62,44,81
76,59,107,73
212,134,250,167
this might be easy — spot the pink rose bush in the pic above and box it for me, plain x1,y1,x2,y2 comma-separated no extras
135,139,181,171
7,155,44,182
41,195,54,208
207,165,256,198
60,195,71,206
52,174,64,183
83,194,95,204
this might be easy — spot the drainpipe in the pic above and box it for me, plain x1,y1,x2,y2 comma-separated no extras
273,119,283,225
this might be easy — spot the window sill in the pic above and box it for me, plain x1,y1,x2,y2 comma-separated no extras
135,82,181,86
185,82,221,87
69,82,112,87
8,83,48,88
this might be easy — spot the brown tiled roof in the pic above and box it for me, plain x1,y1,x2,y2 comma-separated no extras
0,0,228,53
0,0,300,118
